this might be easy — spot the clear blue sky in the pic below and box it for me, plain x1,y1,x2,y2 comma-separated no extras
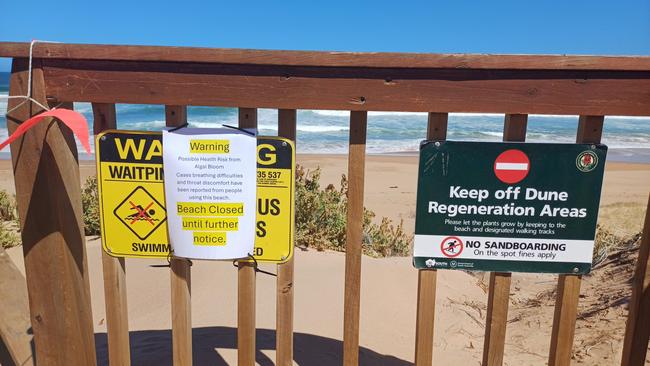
1,0,649,70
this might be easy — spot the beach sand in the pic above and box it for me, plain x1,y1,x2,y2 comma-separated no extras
3,155,649,365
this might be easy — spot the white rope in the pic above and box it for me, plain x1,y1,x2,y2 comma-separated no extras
2,40,62,116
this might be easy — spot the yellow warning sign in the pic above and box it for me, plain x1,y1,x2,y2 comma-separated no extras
253,137,295,263
96,131,169,258
96,131,295,262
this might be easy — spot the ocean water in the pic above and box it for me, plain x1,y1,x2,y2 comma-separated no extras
1,76,649,160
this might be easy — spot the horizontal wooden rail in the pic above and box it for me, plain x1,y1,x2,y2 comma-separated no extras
1,42,650,70
0,43,648,115
25,59,650,116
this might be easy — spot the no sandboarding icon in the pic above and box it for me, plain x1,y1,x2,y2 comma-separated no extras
440,236,463,258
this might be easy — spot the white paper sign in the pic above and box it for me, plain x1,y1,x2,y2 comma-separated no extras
162,128,257,259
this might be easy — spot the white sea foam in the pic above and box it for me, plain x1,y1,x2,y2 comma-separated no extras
1,99,649,157
310,110,650,122
298,125,348,132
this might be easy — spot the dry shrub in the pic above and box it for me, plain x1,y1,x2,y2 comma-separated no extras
0,190,17,221
592,224,635,267
81,176,101,236
0,191,20,248
295,165,412,257
0,223,20,249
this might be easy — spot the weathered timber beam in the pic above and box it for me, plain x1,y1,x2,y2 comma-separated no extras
31,59,650,116
1,41,650,71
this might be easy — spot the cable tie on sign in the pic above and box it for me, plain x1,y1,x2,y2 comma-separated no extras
232,254,277,277
222,124,256,136
167,249,193,267
168,122,189,132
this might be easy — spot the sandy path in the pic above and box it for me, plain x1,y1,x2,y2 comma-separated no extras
8,239,488,365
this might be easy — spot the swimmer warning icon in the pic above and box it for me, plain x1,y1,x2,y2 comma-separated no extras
114,186,167,240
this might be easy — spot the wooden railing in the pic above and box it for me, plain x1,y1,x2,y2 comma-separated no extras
0,42,649,366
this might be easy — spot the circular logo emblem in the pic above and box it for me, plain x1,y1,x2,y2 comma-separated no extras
494,149,530,184
450,260,457,268
440,236,463,258
576,151,598,172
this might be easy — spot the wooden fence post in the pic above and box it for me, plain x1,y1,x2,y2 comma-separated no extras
0,245,34,366
276,109,297,366
482,114,527,366
343,111,368,366
548,115,603,366
166,106,193,366
6,58,97,364
620,195,650,366
93,103,132,366
238,108,258,366
414,112,448,366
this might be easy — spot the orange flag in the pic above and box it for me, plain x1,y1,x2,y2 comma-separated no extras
0,108,91,154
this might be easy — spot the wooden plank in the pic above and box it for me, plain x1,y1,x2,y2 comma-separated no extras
343,111,368,366
276,109,296,366
548,275,582,366
92,103,117,133
165,105,193,366
414,113,448,366
482,273,512,366
620,195,650,366
170,259,192,366
100,255,130,366
0,246,34,366
2,42,650,71
482,114,527,366
503,114,528,141
548,115,603,366
6,59,96,365
576,115,605,143
39,60,650,116
238,108,257,366
414,270,437,366
426,113,448,140
93,103,131,366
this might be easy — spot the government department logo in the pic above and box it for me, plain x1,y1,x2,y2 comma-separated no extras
576,150,598,172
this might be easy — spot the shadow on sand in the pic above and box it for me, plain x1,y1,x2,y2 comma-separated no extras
95,326,411,366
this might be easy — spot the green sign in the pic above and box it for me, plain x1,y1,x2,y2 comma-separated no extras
413,141,607,274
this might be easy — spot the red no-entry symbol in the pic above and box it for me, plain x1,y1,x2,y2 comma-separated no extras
494,149,530,184
440,236,463,258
